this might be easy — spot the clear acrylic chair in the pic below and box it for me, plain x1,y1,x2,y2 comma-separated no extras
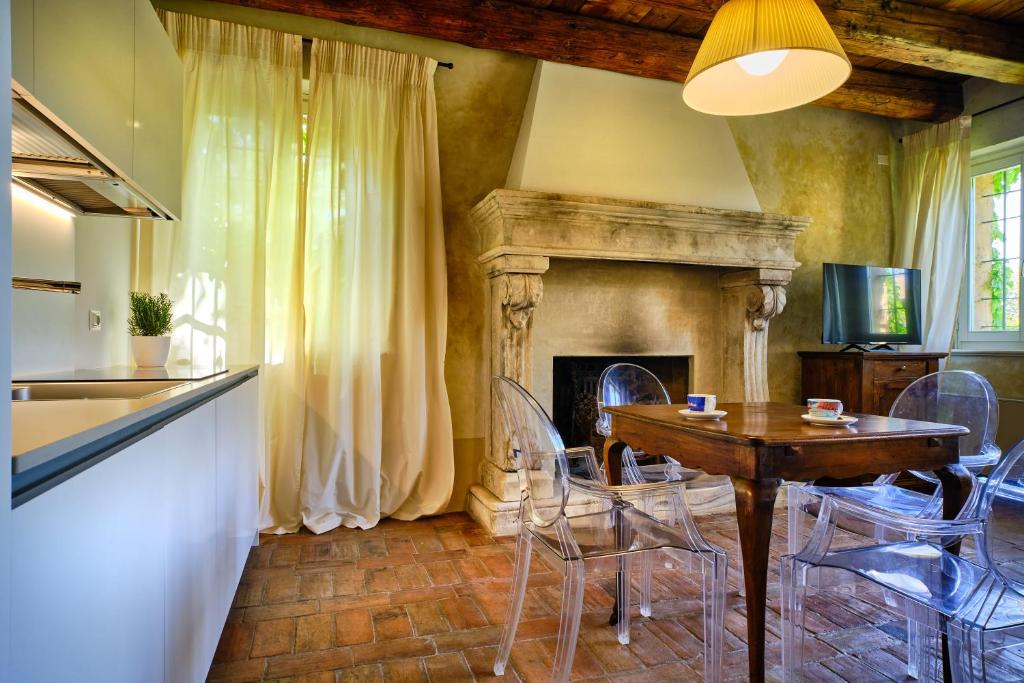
782,439,1024,682
491,375,727,683
786,370,1000,677
597,362,742,604
788,370,1000,555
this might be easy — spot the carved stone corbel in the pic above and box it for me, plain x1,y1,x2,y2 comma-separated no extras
495,272,545,384
483,255,550,471
720,269,791,403
743,284,787,402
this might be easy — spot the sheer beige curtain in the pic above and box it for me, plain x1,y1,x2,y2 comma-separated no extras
893,115,972,352
301,40,453,531
153,12,307,532
141,15,454,533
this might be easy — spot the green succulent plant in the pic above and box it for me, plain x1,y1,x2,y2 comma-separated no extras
128,291,174,337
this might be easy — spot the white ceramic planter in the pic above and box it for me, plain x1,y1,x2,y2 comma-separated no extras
131,336,171,367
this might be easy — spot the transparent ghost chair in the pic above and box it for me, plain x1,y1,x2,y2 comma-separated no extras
781,439,1024,682
491,376,727,683
596,363,742,606
787,370,999,554
786,370,1000,677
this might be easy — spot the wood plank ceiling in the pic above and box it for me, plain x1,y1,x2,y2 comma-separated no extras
214,0,1024,121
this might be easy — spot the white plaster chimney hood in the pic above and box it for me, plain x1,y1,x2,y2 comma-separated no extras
506,61,762,213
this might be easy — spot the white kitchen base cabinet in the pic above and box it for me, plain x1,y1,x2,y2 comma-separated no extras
10,375,259,683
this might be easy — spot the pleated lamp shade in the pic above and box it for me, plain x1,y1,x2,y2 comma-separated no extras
682,0,852,116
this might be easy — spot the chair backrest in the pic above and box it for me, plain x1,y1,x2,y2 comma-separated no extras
971,439,1024,611
595,363,671,437
889,370,1000,461
492,375,573,527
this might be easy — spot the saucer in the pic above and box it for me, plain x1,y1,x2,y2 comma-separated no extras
801,413,858,427
679,408,728,420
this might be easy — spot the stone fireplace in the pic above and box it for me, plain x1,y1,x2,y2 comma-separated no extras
466,189,809,535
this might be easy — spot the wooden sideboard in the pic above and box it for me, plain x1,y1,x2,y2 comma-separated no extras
798,351,947,417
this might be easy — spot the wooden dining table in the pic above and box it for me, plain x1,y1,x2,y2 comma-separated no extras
601,402,971,683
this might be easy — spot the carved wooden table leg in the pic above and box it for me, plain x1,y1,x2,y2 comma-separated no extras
732,476,782,683
935,463,973,683
603,438,627,487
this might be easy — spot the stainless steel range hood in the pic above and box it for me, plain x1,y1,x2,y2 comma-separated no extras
11,91,171,219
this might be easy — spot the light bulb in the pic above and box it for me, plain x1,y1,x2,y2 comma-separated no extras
736,49,789,76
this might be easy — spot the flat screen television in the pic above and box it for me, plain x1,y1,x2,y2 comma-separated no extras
822,263,922,349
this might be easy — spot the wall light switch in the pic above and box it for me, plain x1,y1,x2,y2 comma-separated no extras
877,154,890,166
89,310,102,331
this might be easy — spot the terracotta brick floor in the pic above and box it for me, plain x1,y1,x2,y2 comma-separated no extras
208,503,1024,682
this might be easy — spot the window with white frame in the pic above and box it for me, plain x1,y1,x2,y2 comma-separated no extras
959,145,1024,349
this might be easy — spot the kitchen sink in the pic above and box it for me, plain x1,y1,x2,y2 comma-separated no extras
11,380,188,401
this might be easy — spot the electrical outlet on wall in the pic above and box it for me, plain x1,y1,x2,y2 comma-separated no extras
89,310,102,331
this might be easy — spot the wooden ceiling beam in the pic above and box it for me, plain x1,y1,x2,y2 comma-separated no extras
209,0,963,121
824,0,1024,84
624,0,1024,84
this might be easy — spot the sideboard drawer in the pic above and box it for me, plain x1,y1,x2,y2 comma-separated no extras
873,360,928,381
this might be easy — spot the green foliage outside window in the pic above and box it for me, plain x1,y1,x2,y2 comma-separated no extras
989,167,1021,331
881,274,909,335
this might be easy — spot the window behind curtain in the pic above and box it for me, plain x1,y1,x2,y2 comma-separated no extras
960,147,1024,349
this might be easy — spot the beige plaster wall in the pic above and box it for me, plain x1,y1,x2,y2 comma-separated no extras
531,261,723,412
728,108,897,403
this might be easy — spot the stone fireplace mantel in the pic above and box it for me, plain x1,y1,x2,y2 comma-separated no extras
473,189,808,272
467,189,810,534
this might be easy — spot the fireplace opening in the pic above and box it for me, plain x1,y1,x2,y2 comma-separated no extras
552,355,690,451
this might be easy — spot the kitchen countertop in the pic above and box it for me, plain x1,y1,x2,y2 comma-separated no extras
14,363,228,383
11,365,259,507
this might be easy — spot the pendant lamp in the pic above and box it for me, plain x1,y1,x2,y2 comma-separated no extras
682,0,852,116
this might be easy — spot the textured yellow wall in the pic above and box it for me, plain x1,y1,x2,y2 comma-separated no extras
728,108,898,402
947,354,1024,399
946,354,1024,448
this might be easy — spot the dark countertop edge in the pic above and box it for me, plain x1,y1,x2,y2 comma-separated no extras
11,367,259,509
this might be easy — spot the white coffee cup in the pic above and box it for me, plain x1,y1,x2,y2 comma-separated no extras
807,398,843,419
687,394,717,413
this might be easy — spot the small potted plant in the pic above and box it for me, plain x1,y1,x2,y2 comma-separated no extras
128,291,174,367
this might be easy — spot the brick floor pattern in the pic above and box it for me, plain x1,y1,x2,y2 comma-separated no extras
208,509,1024,682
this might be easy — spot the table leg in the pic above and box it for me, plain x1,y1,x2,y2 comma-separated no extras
603,438,627,486
935,464,973,683
732,477,782,683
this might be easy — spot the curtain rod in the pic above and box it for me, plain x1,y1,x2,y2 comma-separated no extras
898,94,1024,144
970,94,1024,119
299,36,453,69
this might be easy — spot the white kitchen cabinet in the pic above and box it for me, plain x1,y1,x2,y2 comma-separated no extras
31,0,135,176
163,403,219,683
12,0,183,219
11,0,32,90
215,377,260,611
11,426,171,683
132,0,183,220
10,375,260,682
